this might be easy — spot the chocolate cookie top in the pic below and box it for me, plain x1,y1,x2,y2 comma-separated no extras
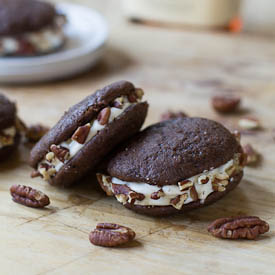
0,93,16,130
30,81,140,168
0,0,56,36
106,117,239,186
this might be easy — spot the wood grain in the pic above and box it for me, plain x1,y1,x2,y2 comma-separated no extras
0,0,274,274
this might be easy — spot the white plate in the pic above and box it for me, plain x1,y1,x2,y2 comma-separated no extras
0,3,108,84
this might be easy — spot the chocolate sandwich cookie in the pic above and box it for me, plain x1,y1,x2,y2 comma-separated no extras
97,117,245,216
0,0,66,56
30,81,148,187
0,94,20,161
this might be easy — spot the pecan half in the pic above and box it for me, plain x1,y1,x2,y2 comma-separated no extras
25,124,49,142
160,111,188,121
50,144,70,162
10,185,50,208
211,95,240,113
208,216,269,240
243,144,259,165
89,223,136,247
98,107,111,125
72,124,91,144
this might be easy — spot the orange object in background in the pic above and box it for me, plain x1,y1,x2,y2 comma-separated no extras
229,17,243,33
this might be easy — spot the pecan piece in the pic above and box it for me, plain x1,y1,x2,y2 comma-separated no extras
178,180,193,191
238,117,260,130
50,144,70,162
151,189,164,200
160,111,188,121
89,223,136,247
72,124,91,144
243,144,259,165
25,124,49,142
112,184,132,196
129,191,145,203
97,107,111,125
189,186,198,201
10,185,50,208
211,95,240,113
208,216,269,240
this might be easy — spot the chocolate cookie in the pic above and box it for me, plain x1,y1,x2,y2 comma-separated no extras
30,81,148,187
0,94,20,161
0,0,66,56
97,117,245,216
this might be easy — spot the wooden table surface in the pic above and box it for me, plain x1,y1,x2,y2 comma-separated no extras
1,1,275,274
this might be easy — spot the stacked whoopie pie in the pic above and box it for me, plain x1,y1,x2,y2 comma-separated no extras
30,80,245,216
0,94,21,161
30,81,148,187
0,0,66,56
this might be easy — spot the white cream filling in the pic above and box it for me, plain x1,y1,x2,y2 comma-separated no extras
0,26,64,55
38,96,139,180
99,153,242,209
0,126,16,148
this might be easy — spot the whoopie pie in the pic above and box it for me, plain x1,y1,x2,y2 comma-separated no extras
97,117,246,216
0,94,20,161
30,81,148,187
0,0,66,57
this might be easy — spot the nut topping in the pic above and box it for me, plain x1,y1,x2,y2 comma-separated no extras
189,186,198,201
129,192,145,203
25,124,49,142
243,144,259,165
238,117,260,130
161,111,188,121
10,185,50,208
98,107,111,125
89,223,136,247
208,216,269,240
50,144,70,163
72,124,91,144
178,179,193,191
211,95,240,113
151,189,164,200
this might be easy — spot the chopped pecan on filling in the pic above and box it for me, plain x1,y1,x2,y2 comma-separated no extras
97,153,244,210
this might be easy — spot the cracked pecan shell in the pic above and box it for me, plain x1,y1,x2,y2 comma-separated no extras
10,184,50,208
208,216,269,240
89,223,136,247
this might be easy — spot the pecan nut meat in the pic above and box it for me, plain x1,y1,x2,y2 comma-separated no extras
89,223,136,247
208,216,269,240
50,144,70,162
211,95,240,113
72,124,91,144
10,185,50,208
97,107,111,125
